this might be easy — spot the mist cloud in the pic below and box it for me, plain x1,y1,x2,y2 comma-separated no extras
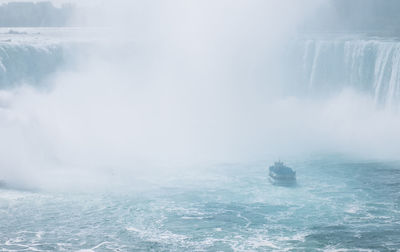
3,0,399,191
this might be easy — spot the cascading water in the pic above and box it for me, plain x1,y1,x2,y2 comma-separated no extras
0,28,91,89
288,36,400,108
0,43,65,88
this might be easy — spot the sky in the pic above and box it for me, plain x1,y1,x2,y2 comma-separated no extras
0,0,97,7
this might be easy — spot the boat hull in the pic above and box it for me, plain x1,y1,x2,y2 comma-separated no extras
269,176,297,186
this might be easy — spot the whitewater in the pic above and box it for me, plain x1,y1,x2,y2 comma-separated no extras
1,8,400,252
2,158,400,251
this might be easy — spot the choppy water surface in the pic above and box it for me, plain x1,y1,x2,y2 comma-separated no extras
1,158,400,251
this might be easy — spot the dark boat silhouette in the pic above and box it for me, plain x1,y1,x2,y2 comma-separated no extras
269,161,296,186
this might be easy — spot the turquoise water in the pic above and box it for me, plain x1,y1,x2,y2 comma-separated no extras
1,158,400,251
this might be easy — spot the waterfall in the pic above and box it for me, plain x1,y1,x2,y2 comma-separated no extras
289,37,400,107
0,42,73,89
